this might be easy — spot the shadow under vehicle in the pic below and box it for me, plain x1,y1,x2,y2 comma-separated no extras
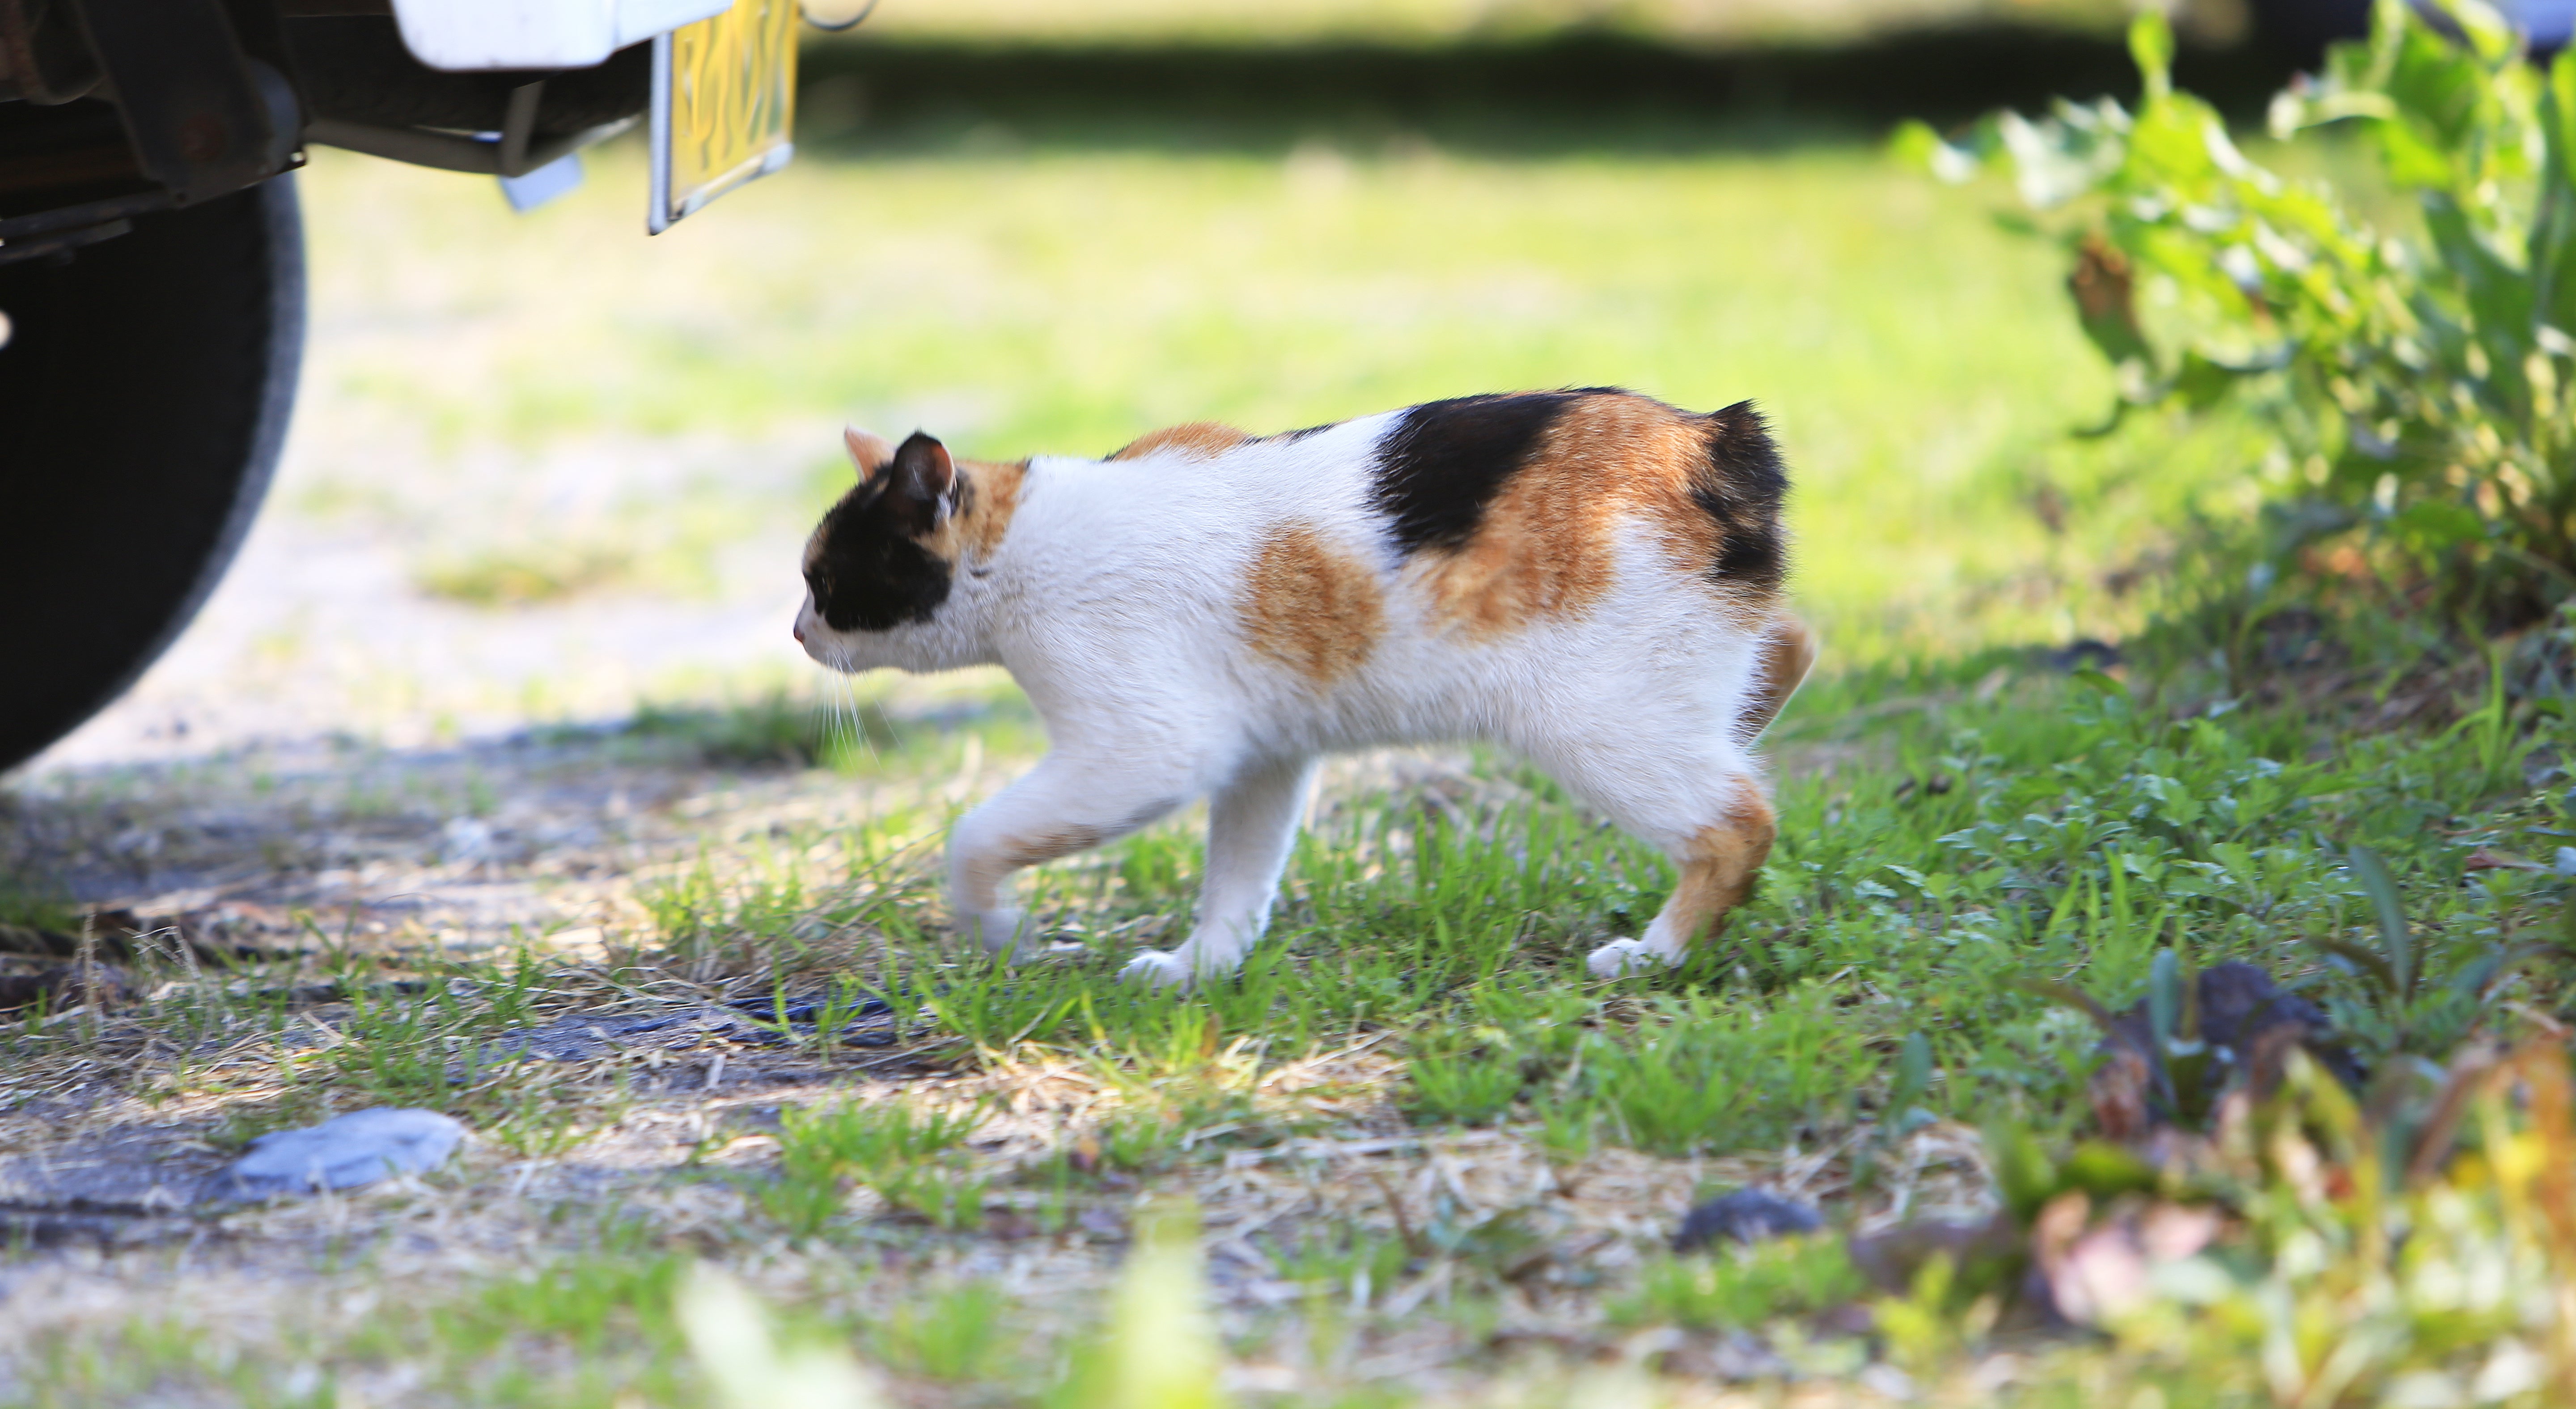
0,0,802,771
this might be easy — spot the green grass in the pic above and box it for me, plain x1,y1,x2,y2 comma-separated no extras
640,647,2570,1153
10,76,2576,1409
1606,1235,1869,1331
6,642,2572,1401
297,123,2254,657
22,633,2555,1404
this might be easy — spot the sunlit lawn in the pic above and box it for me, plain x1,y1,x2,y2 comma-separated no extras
13,88,2564,1409
299,116,2234,662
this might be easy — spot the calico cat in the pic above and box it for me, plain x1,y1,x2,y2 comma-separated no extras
793,388,1814,987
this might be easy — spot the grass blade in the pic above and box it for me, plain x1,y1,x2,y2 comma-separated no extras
2347,843,2414,1000
2148,949,2182,1052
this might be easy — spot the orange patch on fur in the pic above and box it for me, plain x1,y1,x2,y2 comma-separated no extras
1110,421,1250,462
904,457,1029,568
1663,777,1779,949
1239,522,1385,686
1739,615,1818,742
1001,823,1107,870
958,458,1025,562
1415,392,1775,637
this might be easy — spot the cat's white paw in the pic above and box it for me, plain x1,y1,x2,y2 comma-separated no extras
1119,949,1192,988
965,908,1034,960
1586,937,1676,979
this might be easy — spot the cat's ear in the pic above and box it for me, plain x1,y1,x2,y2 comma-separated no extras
888,431,958,526
844,427,897,478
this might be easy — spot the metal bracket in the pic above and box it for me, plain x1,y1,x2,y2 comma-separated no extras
0,185,168,265
305,80,636,177
74,0,300,204
0,0,102,103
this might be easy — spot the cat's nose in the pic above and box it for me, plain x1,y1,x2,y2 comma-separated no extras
792,619,807,644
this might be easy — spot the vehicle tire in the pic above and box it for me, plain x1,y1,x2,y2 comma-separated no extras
0,174,305,772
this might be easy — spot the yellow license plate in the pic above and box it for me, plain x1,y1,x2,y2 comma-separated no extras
648,0,798,233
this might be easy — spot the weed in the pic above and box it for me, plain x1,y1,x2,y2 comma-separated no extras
1916,6,2576,613
627,692,902,770
865,1281,1017,1381
1278,1220,1417,1315
435,1252,686,1358
1405,1048,1522,1125
1606,1236,1868,1331
1578,989,1863,1157
415,542,635,607
781,1099,981,1172
1088,1105,1188,1176
762,1099,990,1235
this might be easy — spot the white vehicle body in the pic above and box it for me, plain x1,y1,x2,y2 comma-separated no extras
391,0,731,71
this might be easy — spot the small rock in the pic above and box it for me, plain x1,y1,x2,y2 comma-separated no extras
1672,1188,1822,1252
203,1108,466,1202
0,963,132,1014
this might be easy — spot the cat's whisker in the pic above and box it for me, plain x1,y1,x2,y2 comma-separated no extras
839,674,881,768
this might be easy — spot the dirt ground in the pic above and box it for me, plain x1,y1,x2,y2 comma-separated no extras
0,712,1981,1408
0,653,2002,1402
0,147,1998,1404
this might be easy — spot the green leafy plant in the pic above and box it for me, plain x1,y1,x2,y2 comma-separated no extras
1406,1048,1523,1125
2088,1042,2576,1404
761,1100,989,1235
2314,841,2559,1059
865,1281,1017,1383
1605,1236,1867,1332
1908,0,2576,611
1578,989,1860,1157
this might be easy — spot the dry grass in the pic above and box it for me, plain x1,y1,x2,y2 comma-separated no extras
0,680,2037,1406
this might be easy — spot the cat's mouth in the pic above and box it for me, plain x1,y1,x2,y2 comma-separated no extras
796,628,862,675
791,601,853,671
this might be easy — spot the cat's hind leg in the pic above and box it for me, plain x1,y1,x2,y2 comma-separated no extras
1737,615,1818,743
1524,735,1776,979
1585,774,1776,978
948,752,1199,960
1121,754,1317,988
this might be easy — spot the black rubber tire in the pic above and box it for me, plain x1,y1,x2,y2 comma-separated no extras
0,175,305,772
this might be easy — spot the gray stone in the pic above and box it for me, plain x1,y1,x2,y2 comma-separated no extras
1672,1188,1824,1252
203,1108,466,1202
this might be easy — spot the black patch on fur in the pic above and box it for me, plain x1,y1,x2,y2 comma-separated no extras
807,474,953,632
1692,400,1790,593
1257,421,1337,445
1369,389,1610,553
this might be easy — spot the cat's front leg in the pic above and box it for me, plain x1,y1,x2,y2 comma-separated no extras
949,751,1195,961
1122,754,1316,989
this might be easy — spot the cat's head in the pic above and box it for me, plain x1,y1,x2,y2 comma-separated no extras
794,427,966,672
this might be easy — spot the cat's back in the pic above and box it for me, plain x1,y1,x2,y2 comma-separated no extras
1009,389,1785,666
1356,387,1786,635
1097,388,1783,615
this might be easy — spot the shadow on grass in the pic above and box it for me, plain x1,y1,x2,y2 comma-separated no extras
799,24,2314,159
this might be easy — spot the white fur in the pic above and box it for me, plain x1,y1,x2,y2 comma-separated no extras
796,414,1806,986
